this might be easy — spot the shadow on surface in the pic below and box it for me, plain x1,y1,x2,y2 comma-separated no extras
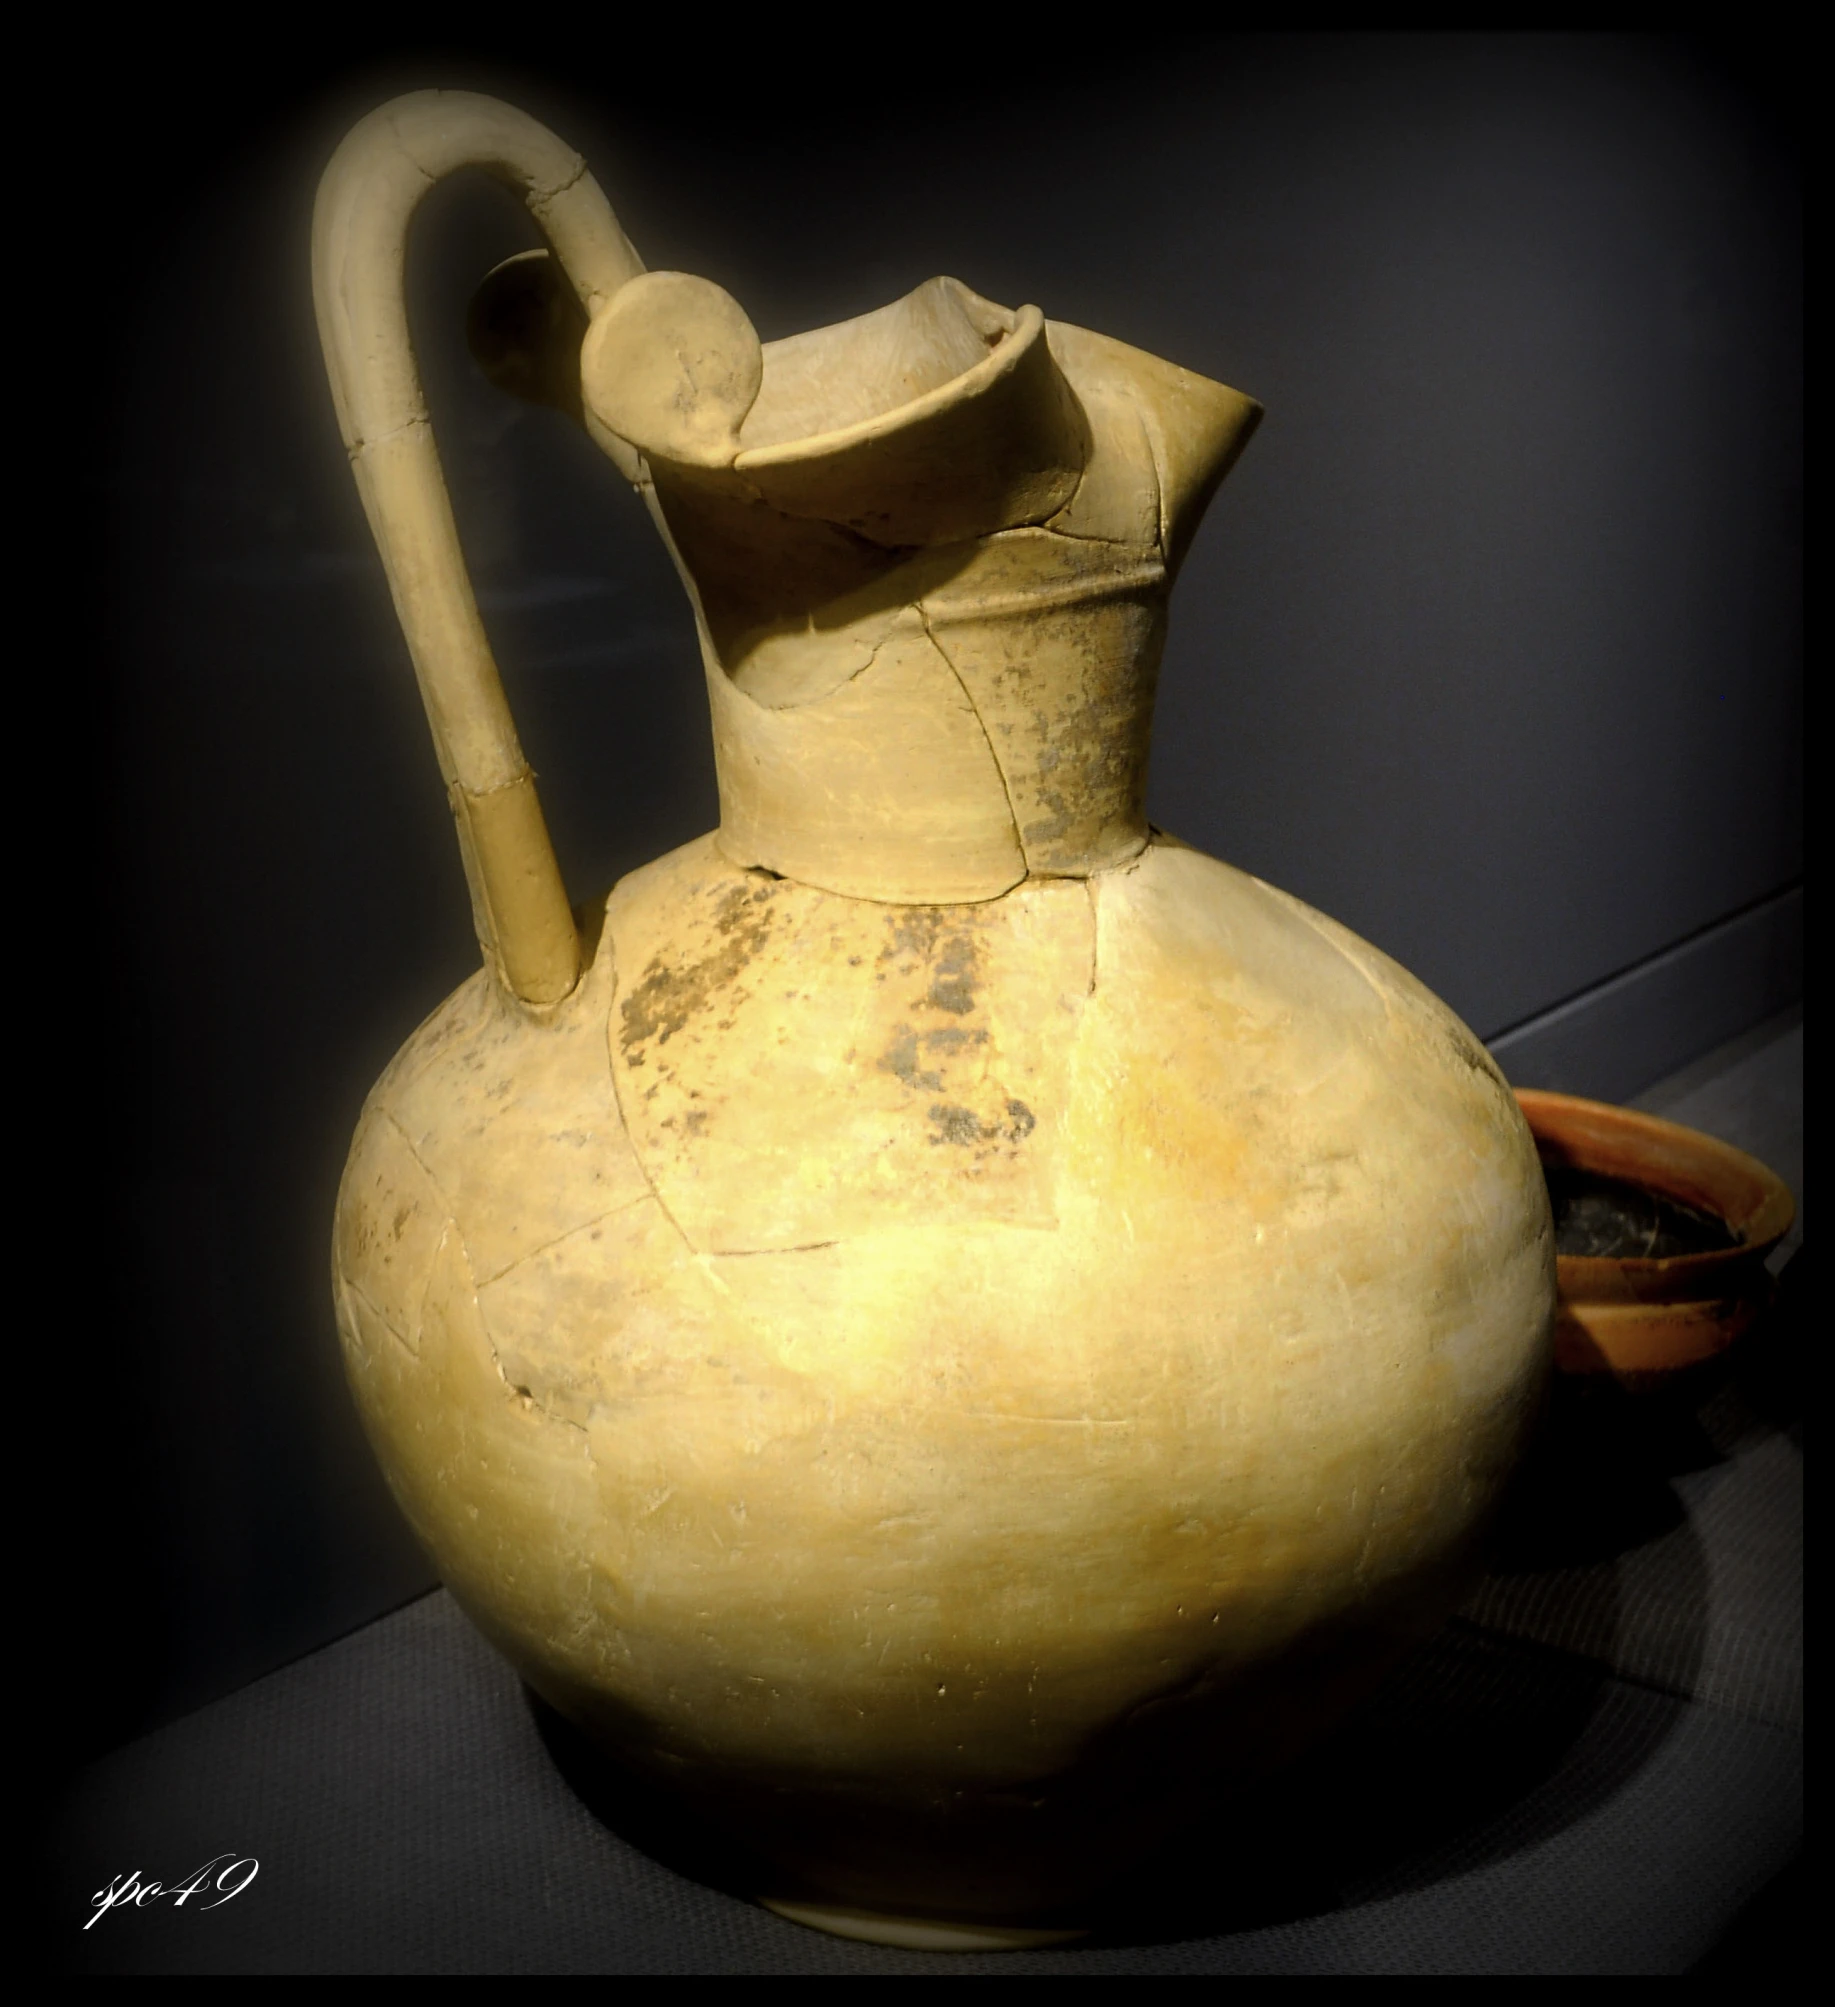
1086,1618,1662,1945
1103,1272,1816,1951
530,1697,784,1909
1085,1377,1726,1945
1732,1247,1804,1441
1689,1850,1802,1976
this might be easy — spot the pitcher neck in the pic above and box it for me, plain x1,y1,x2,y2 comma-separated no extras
624,298,1259,906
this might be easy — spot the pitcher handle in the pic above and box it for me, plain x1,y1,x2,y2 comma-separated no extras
313,92,644,1005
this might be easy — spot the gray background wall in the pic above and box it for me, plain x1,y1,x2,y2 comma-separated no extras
69,34,1798,1772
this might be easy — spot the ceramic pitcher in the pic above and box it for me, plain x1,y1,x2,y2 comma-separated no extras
317,91,1554,1948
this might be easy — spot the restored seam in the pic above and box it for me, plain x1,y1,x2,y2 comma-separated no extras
375,1108,589,1436
602,959,701,1257
1084,875,1101,997
381,1106,462,1215
471,1189,657,1287
711,1239,842,1259
735,620,897,714
917,605,1028,872
344,1271,420,1364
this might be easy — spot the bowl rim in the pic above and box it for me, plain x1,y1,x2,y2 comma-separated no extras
1514,1086,1796,1293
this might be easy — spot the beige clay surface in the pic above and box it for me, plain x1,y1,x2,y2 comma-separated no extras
318,91,1554,1933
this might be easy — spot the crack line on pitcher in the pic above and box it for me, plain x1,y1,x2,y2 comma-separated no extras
918,605,1027,876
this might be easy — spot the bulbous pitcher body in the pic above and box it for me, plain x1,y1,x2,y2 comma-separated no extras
319,91,1553,1944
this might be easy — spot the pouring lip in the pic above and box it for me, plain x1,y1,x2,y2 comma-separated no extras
734,303,1047,474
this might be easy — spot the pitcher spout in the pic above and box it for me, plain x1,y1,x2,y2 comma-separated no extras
471,256,1263,902
1064,327,1263,574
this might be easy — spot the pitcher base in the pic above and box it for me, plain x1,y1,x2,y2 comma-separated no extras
759,1898,1088,1952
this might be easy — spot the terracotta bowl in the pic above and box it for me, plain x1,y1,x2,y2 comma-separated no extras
1514,1089,1796,1381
